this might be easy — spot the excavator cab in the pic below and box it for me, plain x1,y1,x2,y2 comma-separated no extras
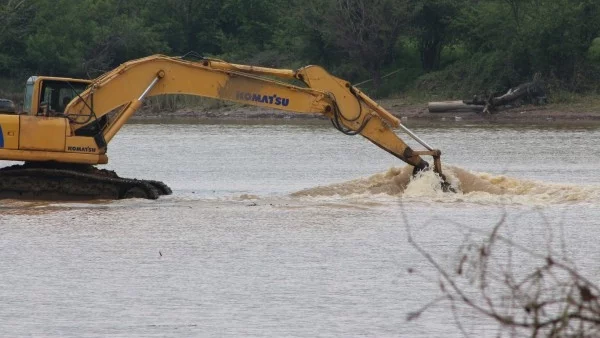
23,76,91,116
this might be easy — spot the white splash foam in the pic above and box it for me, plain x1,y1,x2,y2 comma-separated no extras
291,165,599,206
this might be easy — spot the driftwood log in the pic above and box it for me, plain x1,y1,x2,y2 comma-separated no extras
428,101,484,113
428,78,546,114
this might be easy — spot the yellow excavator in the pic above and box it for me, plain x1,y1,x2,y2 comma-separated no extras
0,55,449,199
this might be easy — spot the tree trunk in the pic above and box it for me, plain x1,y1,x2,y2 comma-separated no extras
489,81,545,107
427,80,546,114
420,39,442,71
428,101,484,113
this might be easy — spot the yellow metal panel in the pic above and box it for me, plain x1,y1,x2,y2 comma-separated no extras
297,65,363,121
19,115,67,151
0,148,107,164
208,60,297,79
0,114,20,149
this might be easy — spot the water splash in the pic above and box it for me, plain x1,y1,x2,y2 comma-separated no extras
291,166,599,205
290,166,413,197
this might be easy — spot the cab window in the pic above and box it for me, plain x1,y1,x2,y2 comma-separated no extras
38,80,88,115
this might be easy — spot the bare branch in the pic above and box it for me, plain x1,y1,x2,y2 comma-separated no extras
403,205,600,336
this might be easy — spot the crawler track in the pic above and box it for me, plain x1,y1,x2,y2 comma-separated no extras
0,162,172,200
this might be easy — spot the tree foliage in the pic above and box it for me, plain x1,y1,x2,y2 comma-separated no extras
0,0,600,95
411,0,464,71
0,0,34,76
449,0,600,92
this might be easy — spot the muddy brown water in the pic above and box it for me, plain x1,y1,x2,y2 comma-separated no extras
1,122,600,337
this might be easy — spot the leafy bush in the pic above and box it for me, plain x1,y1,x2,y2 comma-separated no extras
1,0,600,100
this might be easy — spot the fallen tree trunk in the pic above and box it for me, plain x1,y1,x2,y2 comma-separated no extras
428,100,484,113
490,81,545,107
428,78,546,114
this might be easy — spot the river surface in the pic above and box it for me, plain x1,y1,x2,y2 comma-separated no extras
1,122,600,337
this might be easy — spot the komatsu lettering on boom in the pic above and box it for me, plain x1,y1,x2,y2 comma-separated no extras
236,92,290,107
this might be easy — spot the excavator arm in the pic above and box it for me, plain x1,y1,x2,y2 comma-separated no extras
65,55,446,179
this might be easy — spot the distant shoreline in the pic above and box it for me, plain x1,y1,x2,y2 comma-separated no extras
130,99,600,126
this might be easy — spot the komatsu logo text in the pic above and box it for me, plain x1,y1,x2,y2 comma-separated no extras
236,92,290,107
68,146,96,153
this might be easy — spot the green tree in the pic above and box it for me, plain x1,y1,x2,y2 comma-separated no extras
82,0,169,76
144,0,221,56
411,0,464,71
25,0,167,77
25,0,94,75
215,0,289,64
0,0,35,76
306,0,411,88
453,0,600,90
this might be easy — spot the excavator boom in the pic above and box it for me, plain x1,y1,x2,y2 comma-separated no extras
66,55,444,175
